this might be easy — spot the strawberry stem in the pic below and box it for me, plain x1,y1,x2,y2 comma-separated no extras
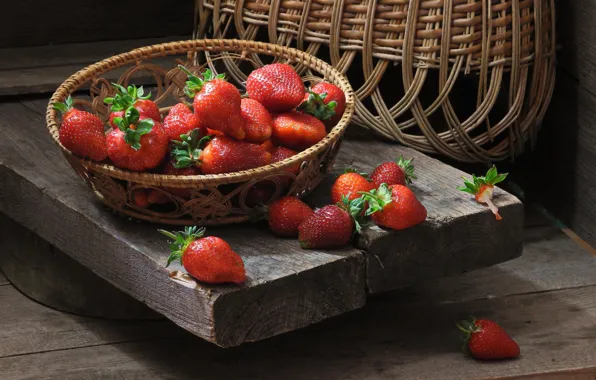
158,226,206,267
115,106,154,150
339,195,367,234
357,183,393,216
52,96,74,115
178,65,225,98
171,129,211,168
297,90,337,121
458,165,508,195
104,83,151,112
396,155,417,184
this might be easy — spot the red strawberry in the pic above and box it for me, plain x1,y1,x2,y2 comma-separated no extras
207,128,225,137
105,84,161,128
179,66,245,140
298,204,356,249
298,82,346,128
272,146,300,187
331,171,374,204
132,189,149,208
148,189,171,204
106,107,169,171
272,111,327,151
245,182,276,208
361,184,427,230
370,155,416,187
457,318,520,360
459,166,508,220
246,63,305,112
53,96,108,161
163,103,205,142
268,196,314,237
241,98,273,144
260,139,276,154
162,160,200,198
159,227,246,284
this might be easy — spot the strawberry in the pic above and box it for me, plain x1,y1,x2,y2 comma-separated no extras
241,98,273,144
161,160,200,198
260,139,276,154
207,128,225,137
159,227,246,284
53,96,108,161
272,146,301,187
331,170,374,204
370,155,416,187
246,63,305,112
298,197,366,249
163,103,205,142
148,189,171,204
179,66,245,140
272,111,327,151
298,82,346,128
458,166,508,220
131,189,149,208
104,84,161,128
361,184,427,230
106,106,169,171
268,196,314,237
245,182,276,208
457,318,520,360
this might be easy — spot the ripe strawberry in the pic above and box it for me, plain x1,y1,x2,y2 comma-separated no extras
131,189,149,208
458,166,508,220
148,189,171,204
245,182,276,208
457,318,520,360
331,170,374,204
370,155,416,187
159,227,246,284
106,106,169,171
246,63,305,112
105,84,161,128
298,82,346,128
272,111,327,151
361,184,427,230
241,98,273,144
179,66,245,140
53,96,108,161
207,128,225,137
260,139,276,154
272,146,300,187
268,196,314,237
163,103,205,142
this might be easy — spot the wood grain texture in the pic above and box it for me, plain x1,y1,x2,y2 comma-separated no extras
0,270,7,286
0,101,366,347
311,131,524,293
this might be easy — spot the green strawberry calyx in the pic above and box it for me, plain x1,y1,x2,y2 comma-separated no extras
338,195,367,234
297,90,337,121
170,129,211,168
396,155,417,184
458,165,508,196
357,183,393,216
113,106,154,151
52,95,75,115
158,226,206,267
178,65,225,99
344,167,371,180
104,83,151,112
456,316,481,355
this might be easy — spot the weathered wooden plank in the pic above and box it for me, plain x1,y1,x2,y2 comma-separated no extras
0,101,366,347
0,270,7,286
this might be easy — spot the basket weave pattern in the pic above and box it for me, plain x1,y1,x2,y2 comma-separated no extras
197,0,556,162
47,39,354,226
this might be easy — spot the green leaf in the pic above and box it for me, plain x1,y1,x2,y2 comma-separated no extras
112,83,128,95
103,97,115,105
215,73,225,80
136,87,144,98
125,107,140,125
136,119,154,135
52,102,69,114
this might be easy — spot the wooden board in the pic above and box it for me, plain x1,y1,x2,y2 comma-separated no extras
0,271,7,286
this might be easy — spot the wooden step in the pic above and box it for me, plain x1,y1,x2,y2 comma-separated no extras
0,98,523,347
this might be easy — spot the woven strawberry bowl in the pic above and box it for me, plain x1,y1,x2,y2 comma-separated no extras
46,39,355,225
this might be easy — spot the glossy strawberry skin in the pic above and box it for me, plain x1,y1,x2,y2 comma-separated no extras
193,79,245,140
331,173,374,204
298,205,354,249
58,109,108,161
371,162,406,187
268,196,314,237
106,120,169,171
260,139,276,154
372,185,427,230
241,98,273,144
109,99,161,128
272,146,300,187
468,320,520,360
246,63,305,112
272,111,327,151
182,236,246,284
310,82,346,127
163,103,204,142
200,136,272,174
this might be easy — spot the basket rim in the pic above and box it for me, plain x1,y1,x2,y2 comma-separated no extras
46,38,355,187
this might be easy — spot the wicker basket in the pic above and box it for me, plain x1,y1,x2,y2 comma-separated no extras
47,39,354,226
197,0,556,163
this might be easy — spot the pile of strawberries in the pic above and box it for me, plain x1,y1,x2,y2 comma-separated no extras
54,63,346,206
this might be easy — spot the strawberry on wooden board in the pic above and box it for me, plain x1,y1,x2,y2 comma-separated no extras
457,318,520,360
53,96,108,161
159,227,246,284
360,183,427,230
370,155,416,187
246,63,305,112
104,84,161,128
272,111,327,151
458,165,508,220
179,66,245,140
298,82,346,128
268,196,314,237
240,98,273,144
106,106,169,171
331,170,375,204
162,103,205,142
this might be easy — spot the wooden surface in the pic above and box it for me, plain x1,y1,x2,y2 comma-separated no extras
0,97,523,346
1,227,595,379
